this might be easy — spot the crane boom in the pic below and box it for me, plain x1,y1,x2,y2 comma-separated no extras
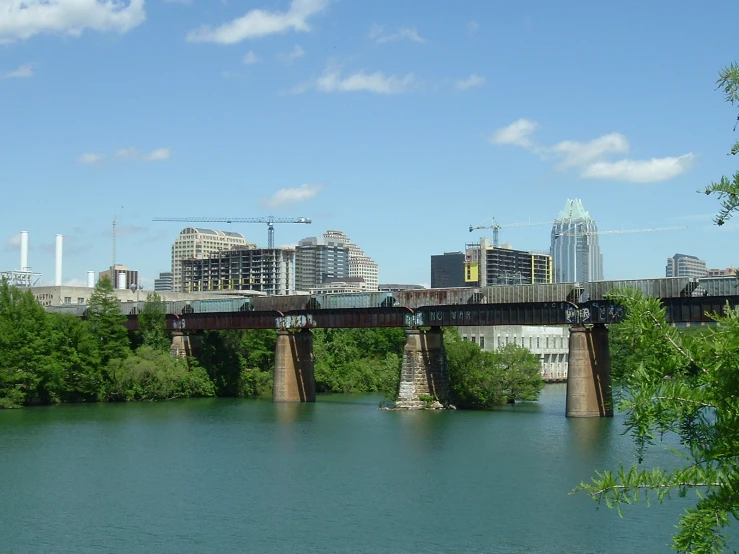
153,216,312,248
469,217,553,247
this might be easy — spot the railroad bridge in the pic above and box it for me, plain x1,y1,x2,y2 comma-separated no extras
120,293,739,417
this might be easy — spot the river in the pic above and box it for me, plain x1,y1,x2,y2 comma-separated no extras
0,385,688,553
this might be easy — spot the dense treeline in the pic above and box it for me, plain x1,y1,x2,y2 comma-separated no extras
0,278,546,409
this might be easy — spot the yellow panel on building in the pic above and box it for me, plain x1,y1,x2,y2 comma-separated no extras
465,262,479,283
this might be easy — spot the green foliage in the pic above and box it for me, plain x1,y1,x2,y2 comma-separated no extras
444,327,544,409
138,292,169,351
0,280,51,407
195,329,277,397
106,346,215,401
312,328,404,394
87,277,130,366
574,290,739,553
702,63,739,226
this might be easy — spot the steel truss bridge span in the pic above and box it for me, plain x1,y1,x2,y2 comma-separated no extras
121,296,739,332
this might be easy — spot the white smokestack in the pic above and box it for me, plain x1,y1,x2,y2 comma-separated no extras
117,271,127,290
87,271,95,288
20,230,28,271
54,234,63,286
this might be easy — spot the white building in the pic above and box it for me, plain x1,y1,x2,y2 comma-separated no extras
348,243,379,291
171,227,252,292
458,325,570,382
550,199,603,284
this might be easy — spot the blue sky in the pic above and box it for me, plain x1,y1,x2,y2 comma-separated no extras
1,0,738,288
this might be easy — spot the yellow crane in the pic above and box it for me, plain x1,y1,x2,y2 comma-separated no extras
469,217,553,247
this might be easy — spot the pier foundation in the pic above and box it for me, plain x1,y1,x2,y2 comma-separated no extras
395,327,450,409
273,329,316,402
566,325,613,417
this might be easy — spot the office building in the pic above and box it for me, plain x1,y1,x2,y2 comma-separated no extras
431,252,466,288
154,272,173,292
463,239,552,286
171,227,252,291
666,253,707,278
181,247,295,296
99,265,139,290
707,267,738,277
550,199,603,283
295,230,378,292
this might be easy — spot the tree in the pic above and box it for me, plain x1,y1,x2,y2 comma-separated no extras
138,292,170,352
87,277,130,368
445,328,544,409
703,63,739,226
576,64,739,553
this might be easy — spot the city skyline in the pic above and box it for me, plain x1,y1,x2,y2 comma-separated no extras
1,1,738,287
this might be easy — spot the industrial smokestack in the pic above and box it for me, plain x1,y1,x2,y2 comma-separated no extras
54,234,63,286
117,271,126,290
20,230,28,271
87,271,95,288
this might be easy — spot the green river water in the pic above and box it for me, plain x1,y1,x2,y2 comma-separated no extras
0,385,691,553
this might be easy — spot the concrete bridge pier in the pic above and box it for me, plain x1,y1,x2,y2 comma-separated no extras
170,332,190,359
395,327,450,409
566,325,613,417
273,329,316,402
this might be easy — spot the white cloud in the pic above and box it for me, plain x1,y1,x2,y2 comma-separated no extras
243,50,259,64
0,0,146,43
6,232,21,247
261,183,323,208
77,152,106,164
489,119,538,147
293,67,415,94
279,44,304,62
467,20,479,35
549,133,629,169
369,24,425,44
1,64,34,79
186,0,329,44
455,74,485,91
581,154,695,183
77,147,171,164
489,118,694,183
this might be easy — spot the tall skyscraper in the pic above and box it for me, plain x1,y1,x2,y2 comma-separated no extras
550,199,603,283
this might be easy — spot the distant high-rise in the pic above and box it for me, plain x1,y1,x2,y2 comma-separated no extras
154,271,173,292
550,199,603,283
431,252,466,288
666,253,707,278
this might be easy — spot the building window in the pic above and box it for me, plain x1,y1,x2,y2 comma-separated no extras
63,297,72,304
471,336,476,344
77,298,85,304
479,336,485,348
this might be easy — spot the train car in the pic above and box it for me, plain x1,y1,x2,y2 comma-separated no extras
166,300,196,315
587,277,698,301
695,276,739,297
311,292,396,310
480,283,580,304
252,294,312,312
45,304,89,317
393,287,483,309
189,298,252,313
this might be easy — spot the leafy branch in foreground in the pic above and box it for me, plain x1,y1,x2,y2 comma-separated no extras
574,290,739,554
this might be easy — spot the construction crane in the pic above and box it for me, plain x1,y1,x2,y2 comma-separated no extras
552,226,688,292
469,217,553,247
152,216,312,248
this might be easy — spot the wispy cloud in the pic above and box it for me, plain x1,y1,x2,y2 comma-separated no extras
369,24,425,44
489,119,694,183
455,74,485,91
243,50,259,64
489,119,539,148
467,20,479,35
292,66,415,94
1,63,34,79
278,44,305,62
77,147,172,165
186,0,330,44
261,184,323,208
4,232,21,253
0,0,146,43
